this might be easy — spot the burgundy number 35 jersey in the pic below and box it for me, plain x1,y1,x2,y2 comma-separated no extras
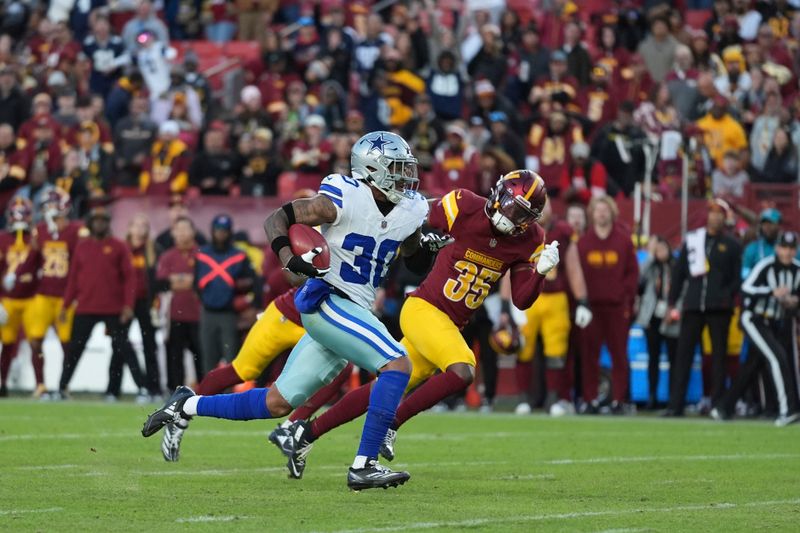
411,189,545,327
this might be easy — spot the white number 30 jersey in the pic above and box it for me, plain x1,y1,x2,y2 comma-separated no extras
317,173,429,310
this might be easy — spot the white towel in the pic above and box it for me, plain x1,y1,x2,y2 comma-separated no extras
686,228,708,277
660,130,683,160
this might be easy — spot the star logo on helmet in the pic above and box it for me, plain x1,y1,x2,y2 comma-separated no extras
366,133,390,154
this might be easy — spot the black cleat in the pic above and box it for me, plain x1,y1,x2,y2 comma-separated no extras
267,420,293,458
286,419,314,479
379,429,397,461
347,459,410,491
142,386,194,438
580,400,600,415
161,418,189,461
709,407,732,421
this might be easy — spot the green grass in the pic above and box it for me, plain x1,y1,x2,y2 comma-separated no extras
1,400,799,532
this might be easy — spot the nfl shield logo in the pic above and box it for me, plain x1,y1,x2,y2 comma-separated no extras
489,238,497,248
381,220,388,229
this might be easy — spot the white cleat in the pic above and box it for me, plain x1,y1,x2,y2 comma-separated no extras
162,419,189,461
549,399,575,417
775,412,800,428
515,402,532,415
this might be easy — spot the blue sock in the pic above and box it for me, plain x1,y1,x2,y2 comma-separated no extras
357,370,409,459
196,388,272,420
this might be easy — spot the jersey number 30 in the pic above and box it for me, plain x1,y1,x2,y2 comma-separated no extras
340,233,401,288
443,260,501,309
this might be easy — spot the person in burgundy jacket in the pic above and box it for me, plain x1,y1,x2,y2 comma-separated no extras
57,206,147,400
155,216,202,390
577,195,639,414
126,213,160,398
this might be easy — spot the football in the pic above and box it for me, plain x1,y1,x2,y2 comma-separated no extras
288,224,331,269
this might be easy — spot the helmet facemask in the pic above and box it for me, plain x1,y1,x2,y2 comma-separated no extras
373,157,419,204
351,132,421,204
489,181,542,235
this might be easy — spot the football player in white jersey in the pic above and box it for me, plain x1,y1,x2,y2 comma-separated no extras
143,132,446,490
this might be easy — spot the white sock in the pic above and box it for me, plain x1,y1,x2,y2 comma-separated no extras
351,455,369,469
182,396,201,416
280,419,292,429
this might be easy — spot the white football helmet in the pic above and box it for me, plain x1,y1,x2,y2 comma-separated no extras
350,131,419,204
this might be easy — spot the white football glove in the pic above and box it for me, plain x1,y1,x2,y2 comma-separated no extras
2,272,16,292
0,302,8,326
535,241,560,275
420,233,454,252
574,302,593,329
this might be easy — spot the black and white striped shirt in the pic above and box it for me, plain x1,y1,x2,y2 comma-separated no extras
741,256,800,321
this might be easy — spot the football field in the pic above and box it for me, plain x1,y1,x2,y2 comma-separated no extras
1,400,798,532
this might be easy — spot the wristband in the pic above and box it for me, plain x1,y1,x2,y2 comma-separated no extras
576,298,590,308
281,202,296,226
271,235,291,256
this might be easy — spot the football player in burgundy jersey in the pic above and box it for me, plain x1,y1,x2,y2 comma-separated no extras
281,169,560,477
28,189,84,398
0,198,41,397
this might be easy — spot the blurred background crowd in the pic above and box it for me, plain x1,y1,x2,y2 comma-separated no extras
1,0,800,423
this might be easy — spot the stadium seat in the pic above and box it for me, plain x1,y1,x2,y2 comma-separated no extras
686,9,712,29
277,171,300,200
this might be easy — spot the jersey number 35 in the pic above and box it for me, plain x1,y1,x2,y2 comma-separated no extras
443,260,501,310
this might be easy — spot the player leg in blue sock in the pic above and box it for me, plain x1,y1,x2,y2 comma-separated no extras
352,369,409,468
346,357,412,491
142,386,293,438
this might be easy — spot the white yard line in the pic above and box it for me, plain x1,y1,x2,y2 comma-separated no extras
496,473,556,481
321,499,800,533
175,515,249,523
591,529,649,533
0,507,63,516
545,453,800,465
19,453,800,479
15,464,80,471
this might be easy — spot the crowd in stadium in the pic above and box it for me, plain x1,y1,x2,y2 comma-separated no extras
0,0,799,425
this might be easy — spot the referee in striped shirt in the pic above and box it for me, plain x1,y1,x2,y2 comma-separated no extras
712,231,800,426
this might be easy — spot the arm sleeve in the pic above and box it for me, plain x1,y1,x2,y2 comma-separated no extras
155,253,169,281
509,262,546,310
62,247,79,307
239,254,256,283
668,244,688,306
139,158,152,193
171,154,190,193
188,154,203,187
730,241,742,297
429,189,460,233
741,258,772,296
318,174,346,225
559,165,570,193
590,161,607,195
120,245,136,309
153,253,171,292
